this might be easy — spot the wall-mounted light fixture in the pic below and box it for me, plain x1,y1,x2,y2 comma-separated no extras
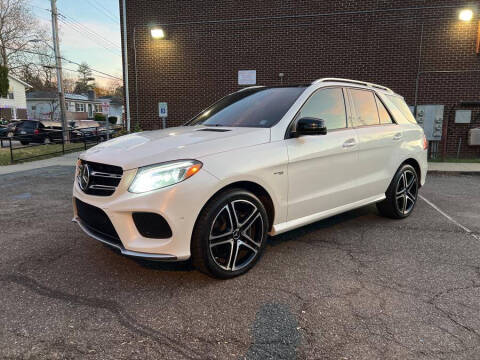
459,8,474,22
151,27,165,39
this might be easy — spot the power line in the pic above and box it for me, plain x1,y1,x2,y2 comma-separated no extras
4,46,122,80
58,16,122,57
85,0,120,24
58,12,121,50
32,4,121,55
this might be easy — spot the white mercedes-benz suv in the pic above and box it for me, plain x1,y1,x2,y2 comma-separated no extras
73,78,427,278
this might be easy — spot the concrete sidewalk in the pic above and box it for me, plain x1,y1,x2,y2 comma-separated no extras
0,151,80,175
1,151,478,175
428,162,480,174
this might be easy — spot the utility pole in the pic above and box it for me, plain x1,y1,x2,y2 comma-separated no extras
50,0,68,140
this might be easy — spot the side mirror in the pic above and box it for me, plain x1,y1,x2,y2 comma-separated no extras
295,117,327,136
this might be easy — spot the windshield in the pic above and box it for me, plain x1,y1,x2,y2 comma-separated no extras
186,86,306,128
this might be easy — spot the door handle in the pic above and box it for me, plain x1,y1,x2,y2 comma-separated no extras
393,133,402,141
342,138,357,148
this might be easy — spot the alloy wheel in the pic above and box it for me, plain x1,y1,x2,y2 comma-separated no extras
209,199,264,272
395,169,418,215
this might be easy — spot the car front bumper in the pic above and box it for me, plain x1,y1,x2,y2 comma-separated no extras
72,166,219,261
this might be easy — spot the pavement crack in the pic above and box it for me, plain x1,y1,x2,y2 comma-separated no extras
0,273,203,360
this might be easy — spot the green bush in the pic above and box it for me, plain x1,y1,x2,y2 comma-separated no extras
94,113,106,122
113,128,128,138
108,116,117,125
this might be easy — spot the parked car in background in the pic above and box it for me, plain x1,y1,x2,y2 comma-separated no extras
0,120,22,138
69,120,116,142
13,120,63,145
0,126,8,137
73,78,428,279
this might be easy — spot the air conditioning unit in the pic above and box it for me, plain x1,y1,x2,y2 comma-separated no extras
469,128,480,146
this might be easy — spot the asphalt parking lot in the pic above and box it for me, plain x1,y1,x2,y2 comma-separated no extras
1,166,479,359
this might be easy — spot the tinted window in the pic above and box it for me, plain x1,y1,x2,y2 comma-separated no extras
350,89,380,126
296,88,346,130
386,95,417,124
376,96,393,124
187,87,306,128
17,121,37,129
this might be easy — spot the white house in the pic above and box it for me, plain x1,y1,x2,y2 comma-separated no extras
27,91,123,124
27,90,104,121
0,75,32,120
98,96,124,125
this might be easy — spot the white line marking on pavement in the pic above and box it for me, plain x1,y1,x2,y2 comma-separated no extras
419,195,479,240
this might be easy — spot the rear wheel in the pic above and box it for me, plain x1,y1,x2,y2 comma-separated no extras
191,189,268,279
377,164,419,219
20,141,29,145
44,137,51,144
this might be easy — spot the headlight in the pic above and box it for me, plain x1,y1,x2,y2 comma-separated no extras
129,160,203,193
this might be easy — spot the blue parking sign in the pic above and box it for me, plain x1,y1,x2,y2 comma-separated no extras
158,102,168,118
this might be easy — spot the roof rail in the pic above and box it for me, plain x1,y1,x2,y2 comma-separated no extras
312,78,394,93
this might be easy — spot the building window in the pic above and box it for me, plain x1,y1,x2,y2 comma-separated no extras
8,92,14,99
95,104,103,113
75,103,85,112
31,105,36,110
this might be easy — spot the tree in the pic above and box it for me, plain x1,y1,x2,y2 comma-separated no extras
0,0,49,70
93,86,109,97
0,65,8,97
74,62,95,94
105,79,123,98
0,0,53,90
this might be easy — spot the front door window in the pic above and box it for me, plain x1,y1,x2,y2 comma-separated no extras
88,104,93,118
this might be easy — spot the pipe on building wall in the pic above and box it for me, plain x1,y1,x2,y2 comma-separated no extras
121,0,131,132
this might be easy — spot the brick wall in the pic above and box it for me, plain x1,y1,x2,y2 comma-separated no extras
121,0,480,157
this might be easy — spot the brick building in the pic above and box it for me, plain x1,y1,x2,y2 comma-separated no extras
120,0,480,158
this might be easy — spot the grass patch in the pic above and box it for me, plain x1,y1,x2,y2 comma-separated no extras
429,157,480,163
0,142,92,166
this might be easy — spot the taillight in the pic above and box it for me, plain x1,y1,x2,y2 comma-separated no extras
423,134,428,150
34,129,39,135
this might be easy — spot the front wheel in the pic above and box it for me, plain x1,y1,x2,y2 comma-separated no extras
191,189,268,279
377,164,419,219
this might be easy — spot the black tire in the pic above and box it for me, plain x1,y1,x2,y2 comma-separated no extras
377,164,419,219
20,141,29,145
191,188,268,279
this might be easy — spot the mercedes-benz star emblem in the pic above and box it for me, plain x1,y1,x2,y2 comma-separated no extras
79,163,90,191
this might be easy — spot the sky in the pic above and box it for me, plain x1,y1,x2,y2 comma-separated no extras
30,0,123,87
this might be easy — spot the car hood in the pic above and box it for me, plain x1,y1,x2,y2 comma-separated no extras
80,126,271,170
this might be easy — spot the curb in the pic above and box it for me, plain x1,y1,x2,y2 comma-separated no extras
427,170,480,176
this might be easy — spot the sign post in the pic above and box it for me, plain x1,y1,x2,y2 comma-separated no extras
102,102,110,140
158,102,168,129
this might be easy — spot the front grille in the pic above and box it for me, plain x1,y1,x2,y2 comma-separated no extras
75,198,121,245
78,160,123,196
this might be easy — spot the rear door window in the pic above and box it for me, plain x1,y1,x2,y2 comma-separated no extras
350,89,380,127
375,96,394,124
296,87,347,130
385,95,417,124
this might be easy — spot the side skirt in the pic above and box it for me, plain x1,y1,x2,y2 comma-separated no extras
269,194,385,236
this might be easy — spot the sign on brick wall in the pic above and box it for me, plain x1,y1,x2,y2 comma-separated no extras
238,70,256,85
